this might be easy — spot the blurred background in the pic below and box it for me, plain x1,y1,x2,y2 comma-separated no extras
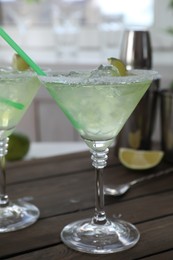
0,0,172,143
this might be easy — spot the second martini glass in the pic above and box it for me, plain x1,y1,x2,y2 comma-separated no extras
0,68,40,233
40,66,158,254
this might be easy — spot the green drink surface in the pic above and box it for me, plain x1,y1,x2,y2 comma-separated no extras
0,69,40,138
42,68,158,141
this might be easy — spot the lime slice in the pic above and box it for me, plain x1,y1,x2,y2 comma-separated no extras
0,55,26,109
6,133,30,161
12,53,30,71
107,57,127,76
118,148,164,170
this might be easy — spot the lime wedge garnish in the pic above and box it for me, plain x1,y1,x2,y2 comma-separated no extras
12,53,30,71
0,53,28,110
0,54,28,109
107,57,127,76
6,132,30,161
119,148,164,170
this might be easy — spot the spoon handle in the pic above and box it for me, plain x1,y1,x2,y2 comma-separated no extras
129,167,173,186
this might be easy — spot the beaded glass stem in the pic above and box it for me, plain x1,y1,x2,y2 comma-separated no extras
0,138,9,207
61,141,140,254
0,137,40,233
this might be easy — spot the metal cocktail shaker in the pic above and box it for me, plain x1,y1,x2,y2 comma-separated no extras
116,29,160,151
120,30,152,69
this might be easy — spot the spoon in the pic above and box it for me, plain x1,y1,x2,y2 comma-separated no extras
104,167,173,197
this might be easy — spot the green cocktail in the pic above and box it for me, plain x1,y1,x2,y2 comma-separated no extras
0,68,40,233
44,68,153,145
40,66,158,254
0,69,39,138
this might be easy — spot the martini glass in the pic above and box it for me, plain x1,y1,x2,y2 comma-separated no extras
40,66,158,254
0,68,40,233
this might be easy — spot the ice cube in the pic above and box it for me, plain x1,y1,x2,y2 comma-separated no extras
90,65,119,78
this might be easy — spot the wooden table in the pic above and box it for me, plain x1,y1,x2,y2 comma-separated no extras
1,148,173,259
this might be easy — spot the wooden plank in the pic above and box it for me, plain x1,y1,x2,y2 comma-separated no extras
5,247,173,260
142,250,173,260
6,164,173,219
1,190,173,258
2,216,173,260
1,151,173,259
5,148,118,184
6,151,92,184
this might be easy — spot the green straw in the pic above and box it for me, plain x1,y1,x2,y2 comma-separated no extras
0,27,46,76
0,97,24,110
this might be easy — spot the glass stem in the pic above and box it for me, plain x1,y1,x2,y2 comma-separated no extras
91,148,109,225
0,138,9,207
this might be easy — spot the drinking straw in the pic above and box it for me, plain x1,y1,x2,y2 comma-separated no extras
0,97,24,110
0,27,46,76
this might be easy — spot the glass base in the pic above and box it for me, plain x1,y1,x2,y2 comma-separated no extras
0,199,40,233
61,218,140,254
